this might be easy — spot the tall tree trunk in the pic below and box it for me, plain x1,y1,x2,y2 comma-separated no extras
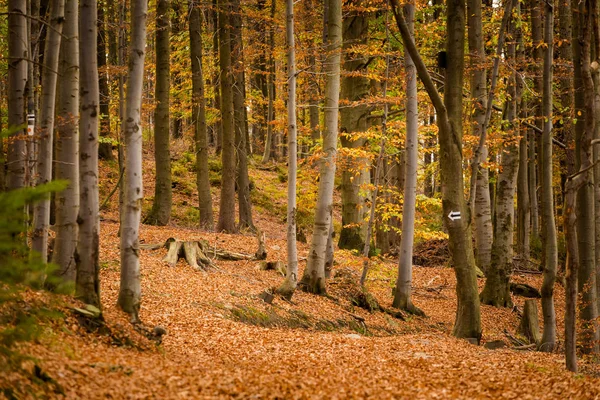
76,0,101,308
529,0,542,243
300,0,341,294
573,0,599,355
277,0,298,298
592,0,600,319
231,0,254,230
393,3,421,315
539,0,557,352
338,0,370,251
52,0,79,284
7,0,28,191
189,0,214,230
98,0,114,160
211,0,223,153
216,0,238,233
391,0,481,341
262,0,277,163
467,0,493,274
480,14,520,308
147,0,172,226
32,0,65,261
118,0,148,321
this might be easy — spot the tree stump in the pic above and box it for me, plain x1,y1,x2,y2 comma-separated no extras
518,299,541,345
163,239,215,270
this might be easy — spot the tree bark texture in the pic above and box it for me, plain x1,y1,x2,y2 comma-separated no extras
32,0,65,261
277,0,298,299
467,0,492,274
98,1,113,160
52,0,79,284
300,0,341,295
147,0,172,226
7,0,28,191
338,0,370,251
539,0,557,352
118,0,148,320
231,0,254,231
480,16,519,308
393,3,420,314
216,0,238,233
76,0,101,308
189,0,214,230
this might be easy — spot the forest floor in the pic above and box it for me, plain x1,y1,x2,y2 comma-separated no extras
3,148,600,399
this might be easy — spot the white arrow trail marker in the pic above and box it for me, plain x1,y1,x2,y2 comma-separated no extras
448,211,461,221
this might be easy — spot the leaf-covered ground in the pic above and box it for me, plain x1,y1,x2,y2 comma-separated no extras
3,155,600,399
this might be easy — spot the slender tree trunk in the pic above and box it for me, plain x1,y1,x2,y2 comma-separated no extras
517,130,530,260
189,0,214,230
338,0,370,251
467,0,493,274
98,0,114,160
480,15,520,308
211,0,223,153
216,0,238,233
277,0,298,298
592,0,600,317
393,3,421,314
539,0,557,352
118,0,148,321
391,0,481,341
529,0,542,242
147,0,172,226
573,0,599,355
52,0,79,284
76,0,101,308
7,0,28,191
230,0,254,230
262,0,276,163
32,0,65,261
300,0,341,294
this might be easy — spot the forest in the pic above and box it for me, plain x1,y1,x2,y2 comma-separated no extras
2,0,600,397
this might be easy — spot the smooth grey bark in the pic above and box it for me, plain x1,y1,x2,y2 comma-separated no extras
338,0,370,251
7,0,28,191
529,0,542,242
393,3,421,315
32,0,65,261
76,0,101,308
98,0,113,161
539,0,557,352
480,15,520,308
277,0,298,298
118,0,148,321
52,0,79,284
391,0,481,340
216,0,237,233
189,0,214,230
147,0,172,226
230,0,254,231
467,0,493,274
262,0,276,163
573,0,599,355
300,0,341,294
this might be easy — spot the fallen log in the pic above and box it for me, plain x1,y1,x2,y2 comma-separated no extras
510,282,541,298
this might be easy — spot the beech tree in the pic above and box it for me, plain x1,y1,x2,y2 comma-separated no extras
76,0,102,308
216,0,238,233
393,3,422,315
32,0,65,261
391,0,481,340
277,0,298,299
52,0,79,283
7,0,28,191
338,0,370,251
189,0,214,230
118,0,148,320
300,0,341,294
147,0,172,226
